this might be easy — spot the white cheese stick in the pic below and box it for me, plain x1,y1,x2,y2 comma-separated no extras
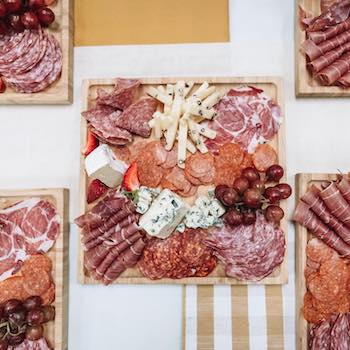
157,85,166,94
164,84,174,114
186,138,197,154
189,104,217,119
188,120,208,153
177,119,188,168
165,95,182,150
183,82,194,98
189,82,209,99
190,121,217,139
160,115,172,130
147,87,172,105
202,92,221,109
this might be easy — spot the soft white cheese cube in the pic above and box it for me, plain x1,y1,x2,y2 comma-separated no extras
139,189,189,239
85,144,127,188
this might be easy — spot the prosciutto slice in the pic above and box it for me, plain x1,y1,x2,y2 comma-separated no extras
317,51,350,85
294,201,350,256
301,185,350,243
309,317,333,350
308,18,350,44
337,176,350,202
319,181,350,227
336,70,350,86
330,313,350,349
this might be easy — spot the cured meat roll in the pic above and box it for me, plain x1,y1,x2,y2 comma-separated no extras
337,176,350,202
308,18,350,44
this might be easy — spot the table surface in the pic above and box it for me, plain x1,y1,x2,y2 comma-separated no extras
1,1,350,349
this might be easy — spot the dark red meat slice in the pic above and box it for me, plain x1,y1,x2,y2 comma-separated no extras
317,51,350,85
330,313,350,349
336,70,350,86
308,18,350,44
337,176,350,203
309,318,332,349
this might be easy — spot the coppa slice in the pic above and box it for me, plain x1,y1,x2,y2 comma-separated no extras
204,86,282,154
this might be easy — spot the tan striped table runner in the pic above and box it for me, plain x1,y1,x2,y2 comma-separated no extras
183,285,289,350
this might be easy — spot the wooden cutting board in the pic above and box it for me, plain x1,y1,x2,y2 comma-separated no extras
78,76,288,285
295,0,350,97
0,188,69,350
0,0,73,105
295,173,341,350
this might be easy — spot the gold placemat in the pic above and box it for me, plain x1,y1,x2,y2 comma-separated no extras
75,0,229,46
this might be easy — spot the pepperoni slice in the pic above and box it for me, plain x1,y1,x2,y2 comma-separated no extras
130,140,148,161
165,167,191,192
21,255,52,275
41,283,55,305
161,170,178,191
112,145,131,163
0,276,29,304
198,167,215,185
145,141,167,165
184,166,202,186
252,144,278,172
186,152,214,178
162,147,178,169
194,256,217,277
240,153,253,170
216,144,244,170
23,269,52,296
178,184,198,198
214,165,239,187
138,164,164,187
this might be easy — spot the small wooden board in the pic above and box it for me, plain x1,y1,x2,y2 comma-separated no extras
0,188,69,350
0,0,73,105
295,0,350,97
295,173,340,350
78,76,288,285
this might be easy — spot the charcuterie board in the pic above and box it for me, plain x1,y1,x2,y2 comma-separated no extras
295,0,350,97
0,0,73,105
0,188,69,349
78,76,288,285
295,173,339,350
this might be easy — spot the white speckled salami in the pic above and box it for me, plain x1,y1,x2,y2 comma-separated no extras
0,31,25,56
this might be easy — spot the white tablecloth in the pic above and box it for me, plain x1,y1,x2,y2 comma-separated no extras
1,1,350,349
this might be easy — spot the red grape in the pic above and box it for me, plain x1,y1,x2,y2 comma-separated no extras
242,211,256,225
4,0,22,13
0,19,7,34
27,0,44,8
0,1,7,18
36,6,54,26
241,167,260,183
264,187,281,204
0,339,8,350
23,296,43,311
42,305,55,322
243,188,262,208
233,177,249,195
8,13,24,31
214,185,229,201
3,299,22,316
7,333,25,346
8,309,27,326
276,183,292,199
21,11,39,29
224,208,243,226
266,164,284,182
25,325,43,341
251,179,265,193
221,188,239,206
26,309,45,325
265,205,284,223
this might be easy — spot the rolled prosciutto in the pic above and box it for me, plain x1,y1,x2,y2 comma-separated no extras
294,201,350,256
337,176,350,203
336,70,350,86
317,51,350,85
308,18,350,44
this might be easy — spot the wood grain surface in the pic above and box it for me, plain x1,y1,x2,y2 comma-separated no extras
78,76,288,285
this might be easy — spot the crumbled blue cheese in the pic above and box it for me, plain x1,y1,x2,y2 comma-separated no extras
184,195,225,229
139,189,189,239
176,223,186,233
135,186,160,214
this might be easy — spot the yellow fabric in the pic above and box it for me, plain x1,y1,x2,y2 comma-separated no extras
74,0,229,46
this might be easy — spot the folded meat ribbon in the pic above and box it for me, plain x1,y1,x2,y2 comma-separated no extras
300,0,350,87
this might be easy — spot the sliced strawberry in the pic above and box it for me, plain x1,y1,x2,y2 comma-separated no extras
83,130,98,156
122,161,140,191
87,179,108,204
0,77,6,93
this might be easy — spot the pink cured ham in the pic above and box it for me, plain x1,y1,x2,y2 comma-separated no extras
308,18,350,44
81,106,132,146
336,70,350,86
301,29,350,61
309,317,333,349
204,86,282,154
319,181,350,228
293,201,350,256
307,41,350,74
0,198,60,282
307,0,350,32
337,176,350,202
8,338,52,350
204,212,285,281
96,78,140,110
301,185,350,244
317,51,350,85
321,0,342,12
114,97,158,138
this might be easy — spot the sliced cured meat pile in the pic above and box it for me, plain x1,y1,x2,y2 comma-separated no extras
294,176,350,256
0,29,62,93
0,198,60,282
82,78,158,146
300,0,350,87
204,86,282,154
204,212,285,281
135,140,199,197
0,254,55,305
9,338,53,350
75,190,146,285
303,238,350,324
137,229,217,280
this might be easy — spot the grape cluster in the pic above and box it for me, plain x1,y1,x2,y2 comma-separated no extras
0,297,55,350
215,164,292,227
0,0,56,35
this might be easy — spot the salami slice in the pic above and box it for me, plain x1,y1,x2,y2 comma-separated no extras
252,144,278,172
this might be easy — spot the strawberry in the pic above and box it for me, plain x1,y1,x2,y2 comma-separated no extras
0,77,6,93
122,161,140,191
87,179,108,204
83,130,98,156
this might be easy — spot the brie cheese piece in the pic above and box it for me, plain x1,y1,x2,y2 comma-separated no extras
139,189,190,239
85,144,127,188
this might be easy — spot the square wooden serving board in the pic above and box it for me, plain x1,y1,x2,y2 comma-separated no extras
0,0,73,104
295,0,350,97
78,76,287,285
295,173,339,350
0,188,69,350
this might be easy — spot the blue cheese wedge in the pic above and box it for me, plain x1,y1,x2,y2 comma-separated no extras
135,187,160,214
85,144,127,188
139,189,190,239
